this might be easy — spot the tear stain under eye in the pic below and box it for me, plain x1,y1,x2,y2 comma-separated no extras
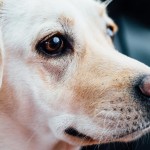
42,59,69,82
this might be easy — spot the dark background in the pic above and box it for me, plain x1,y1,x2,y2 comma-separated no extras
83,0,150,149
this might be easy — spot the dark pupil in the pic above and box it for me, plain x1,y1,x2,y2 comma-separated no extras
47,36,62,51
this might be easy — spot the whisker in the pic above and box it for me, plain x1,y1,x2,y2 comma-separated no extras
25,132,36,149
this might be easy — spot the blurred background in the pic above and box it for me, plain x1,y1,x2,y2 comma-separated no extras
83,0,150,149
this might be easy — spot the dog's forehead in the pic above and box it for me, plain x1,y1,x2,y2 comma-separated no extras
2,0,109,53
3,0,105,22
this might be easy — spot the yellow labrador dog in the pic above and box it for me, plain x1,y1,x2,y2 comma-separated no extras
1,0,150,150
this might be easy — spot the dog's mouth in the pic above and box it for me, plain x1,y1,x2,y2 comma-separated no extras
115,124,150,142
65,123,150,144
65,127,94,141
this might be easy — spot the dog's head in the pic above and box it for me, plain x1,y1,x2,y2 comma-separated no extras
1,0,150,147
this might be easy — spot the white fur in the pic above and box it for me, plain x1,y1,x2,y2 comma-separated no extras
0,0,150,150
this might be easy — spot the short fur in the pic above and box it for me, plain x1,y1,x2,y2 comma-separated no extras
0,0,150,150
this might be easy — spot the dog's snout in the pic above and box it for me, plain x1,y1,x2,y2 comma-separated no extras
138,75,150,97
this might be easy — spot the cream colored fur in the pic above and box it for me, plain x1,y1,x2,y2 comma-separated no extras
0,0,150,150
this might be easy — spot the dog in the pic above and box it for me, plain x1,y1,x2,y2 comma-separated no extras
0,0,150,150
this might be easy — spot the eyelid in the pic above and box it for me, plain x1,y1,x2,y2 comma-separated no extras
37,30,74,48
37,32,62,45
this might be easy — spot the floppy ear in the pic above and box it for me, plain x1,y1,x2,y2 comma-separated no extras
0,1,4,88
0,30,4,88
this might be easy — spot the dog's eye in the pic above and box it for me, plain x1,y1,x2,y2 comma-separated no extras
106,25,115,39
36,34,71,57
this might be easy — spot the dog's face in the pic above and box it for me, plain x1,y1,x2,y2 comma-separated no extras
1,0,150,147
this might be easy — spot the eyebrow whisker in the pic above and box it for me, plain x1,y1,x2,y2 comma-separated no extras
103,0,113,8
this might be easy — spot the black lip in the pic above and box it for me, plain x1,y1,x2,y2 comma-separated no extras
116,123,150,140
65,127,93,140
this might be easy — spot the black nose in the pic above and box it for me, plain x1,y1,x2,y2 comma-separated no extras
138,75,150,97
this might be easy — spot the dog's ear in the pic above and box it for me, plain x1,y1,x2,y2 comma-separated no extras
0,30,4,88
0,0,3,8
0,1,4,88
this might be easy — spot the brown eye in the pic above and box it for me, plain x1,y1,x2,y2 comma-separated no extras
36,34,71,57
45,36,63,51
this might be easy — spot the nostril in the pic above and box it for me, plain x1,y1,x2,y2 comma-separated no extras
139,76,150,97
